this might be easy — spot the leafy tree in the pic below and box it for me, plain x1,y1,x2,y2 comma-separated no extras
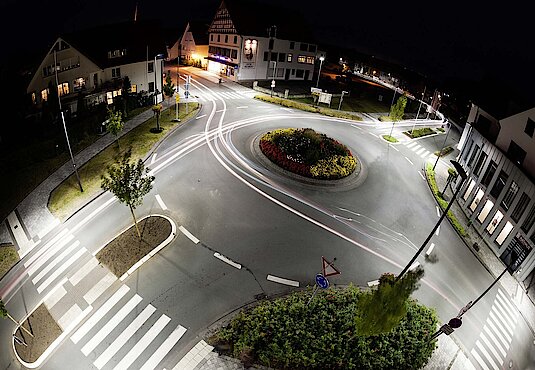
355,268,424,336
101,148,155,239
152,103,163,132
389,94,407,121
163,73,175,115
106,107,124,148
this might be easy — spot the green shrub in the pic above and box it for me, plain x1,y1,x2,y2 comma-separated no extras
436,127,445,132
405,128,435,138
310,155,356,179
215,286,437,370
382,135,398,143
434,146,453,157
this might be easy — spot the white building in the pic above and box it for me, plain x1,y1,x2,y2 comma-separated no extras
27,21,167,113
168,21,209,68
206,0,318,82
455,103,535,284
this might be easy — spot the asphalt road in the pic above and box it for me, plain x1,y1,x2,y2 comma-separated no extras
0,68,533,369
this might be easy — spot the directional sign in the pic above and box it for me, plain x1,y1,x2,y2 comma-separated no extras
448,317,462,329
322,256,340,277
315,273,329,289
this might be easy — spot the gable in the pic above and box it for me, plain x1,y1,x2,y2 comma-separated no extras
208,1,237,34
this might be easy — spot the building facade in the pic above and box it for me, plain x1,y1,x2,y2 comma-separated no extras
455,104,535,283
27,21,166,114
206,0,318,82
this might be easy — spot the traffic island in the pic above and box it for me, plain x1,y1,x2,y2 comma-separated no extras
13,304,62,366
96,215,175,279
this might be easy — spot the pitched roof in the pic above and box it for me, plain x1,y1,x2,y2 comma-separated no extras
187,21,210,45
61,20,167,69
213,0,316,43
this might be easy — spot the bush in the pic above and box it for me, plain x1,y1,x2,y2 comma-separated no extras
382,135,398,143
434,146,453,157
405,128,435,138
215,286,437,370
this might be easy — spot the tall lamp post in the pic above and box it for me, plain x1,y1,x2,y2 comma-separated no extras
433,119,451,170
411,86,426,135
173,55,180,122
54,50,83,193
396,160,467,282
316,56,324,88
153,53,164,105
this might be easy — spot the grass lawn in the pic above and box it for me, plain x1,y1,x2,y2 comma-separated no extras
382,135,398,143
0,244,19,278
404,127,436,139
293,95,390,114
48,103,199,220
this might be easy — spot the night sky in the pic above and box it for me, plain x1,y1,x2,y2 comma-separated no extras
2,0,533,106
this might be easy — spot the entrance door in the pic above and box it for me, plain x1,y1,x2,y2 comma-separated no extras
304,70,310,80
285,68,290,80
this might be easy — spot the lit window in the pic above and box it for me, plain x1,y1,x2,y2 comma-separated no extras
31,92,36,104
470,189,484,212
57,82,69,96
41,89,48,101
297,55,306,63
287,53,293,62
477,199,494,223
486,211,503,235
463,179,475,201
131,84,137,93
73,77,85,91
495,221,513,245
306,56,315,64
106,91,113,105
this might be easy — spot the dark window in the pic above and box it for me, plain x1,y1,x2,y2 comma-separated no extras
511,193,530,223
112,67,120,78
473,152,487,176
507,140,526,166
210,34,213,42
481,160,497,187
290,41,294,49
225,35,228,43
231,49,237,58
490,170,508,199
217,34,220,42
300,43,308,51
501,181,519,210
291,69,295,74
268,39,274,49
308,44,316,52
525,118,535,137
263,51,268,61
270,52,278,61
278,53,285,62
521,204,535,233
296,69,304,78
149,82,154,92
234,35,237,44
463,140,474,161
148,61,154,73
467,145,480,168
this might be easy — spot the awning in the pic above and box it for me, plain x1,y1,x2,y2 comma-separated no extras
206,56,238,67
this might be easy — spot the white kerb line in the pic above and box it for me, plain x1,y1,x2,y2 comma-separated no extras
436,206,441,217
435,225,440,236
405,157,414,165
426,243,435,256
266,274,299,287
151,153,157,164
418,171,425,180
390,145,399,152
155,194,167,210
178,226,199,244
367,279,380,287
195,114,207,120
213,252,241,269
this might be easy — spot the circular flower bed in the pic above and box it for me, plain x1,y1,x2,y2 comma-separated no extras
259,128,356,179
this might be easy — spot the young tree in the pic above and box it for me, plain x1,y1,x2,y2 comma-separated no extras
106,108,124,149
163,74,175,115
101,148,155,239
1,299,33,337
152,103,163,132
355,268,424,336
389,94,408,121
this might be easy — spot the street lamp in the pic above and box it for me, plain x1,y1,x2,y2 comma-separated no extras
433,119,451,171
172,55,180,122
316,56,324,88
153,53,165,105
396,160,467,282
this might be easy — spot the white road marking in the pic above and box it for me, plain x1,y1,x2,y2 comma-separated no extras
411,144,421,152
481,333,503,365
390,145,399,152
409,261,420,271
426,243,435,256
151,153,157,164
493,300,515,328
82,294,143,355
281,107,293,112
489,310,513,339
421,150,430,158
71,197,116,234
435,225,440,236
497,289,517,316
353,125,362,130
215,109,225,113
486,319,510,350
178,226,199,244
475,340,500,370
69,258,99,286
112,315,171,370
436,206,441,217
139,325,187,370
406,142,417,148
58,304,83,330
405,157,414,165
367,279,380,287
416,147,425,155
471,348,492,370
495,294,517,322
37,248,86,294
195,114,207,120
24,228,69,268
418,171,425,180
32,240,80,284
94,305,156,369
214,252,242,269
71,285,130,343
44,284,67,309
27,234,75,276
368,131,377,138
83,273,117,304
155,194,168,210
483,325,507,358
236,106,248,109
267,274,299,287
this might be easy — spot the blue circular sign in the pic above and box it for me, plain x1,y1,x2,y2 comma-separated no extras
315,273,329,289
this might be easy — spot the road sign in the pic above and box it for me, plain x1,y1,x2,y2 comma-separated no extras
175,95,180,102
448,317,462,329
315,273,329,289
322,256,340,277
440,324,454,335
271,79,276,88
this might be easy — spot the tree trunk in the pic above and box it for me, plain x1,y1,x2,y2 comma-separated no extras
129,206,141,239
7,313,33,337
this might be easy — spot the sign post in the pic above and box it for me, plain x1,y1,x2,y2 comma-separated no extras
308,257,340,306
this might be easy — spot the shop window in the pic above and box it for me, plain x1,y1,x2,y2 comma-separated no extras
511,193,530,223
486,210,503,235
477,199,494,223
470,188,484,212
481,160,497,187
463,179,475,201
501,181,519,210
231,49,237,59
495,222,513,246
287,53,293,62
490,170,508,199
473,151,487,176
276,68,284,77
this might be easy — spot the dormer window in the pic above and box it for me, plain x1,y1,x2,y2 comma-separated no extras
108,49,127,59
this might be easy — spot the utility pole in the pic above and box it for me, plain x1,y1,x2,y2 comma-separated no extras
412,86,426,135
173,55,180,122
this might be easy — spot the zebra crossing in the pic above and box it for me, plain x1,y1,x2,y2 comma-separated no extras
403,141,437,160
194,90,253,101
24,227,204,369
470,289,518,370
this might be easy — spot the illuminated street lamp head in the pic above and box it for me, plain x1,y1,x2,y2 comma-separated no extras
320,56,325,62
